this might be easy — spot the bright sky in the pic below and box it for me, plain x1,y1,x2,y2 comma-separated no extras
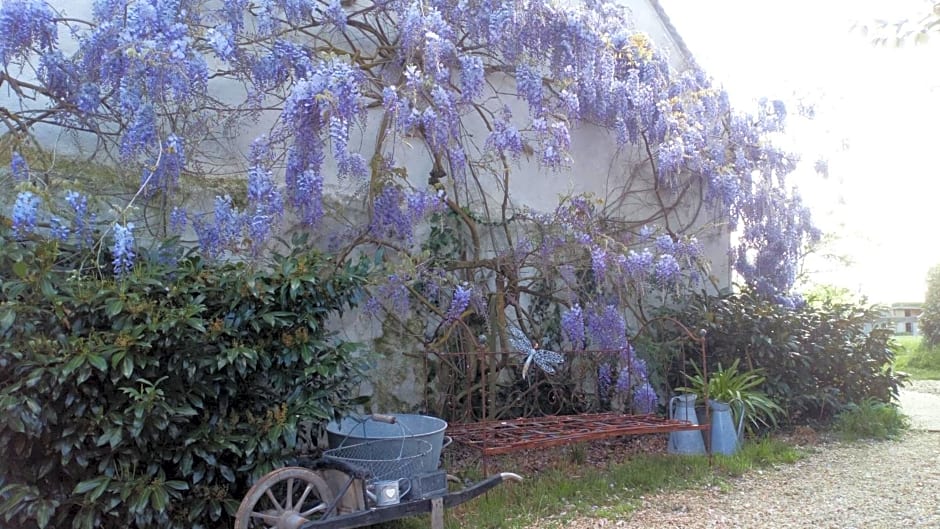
660,0,940,303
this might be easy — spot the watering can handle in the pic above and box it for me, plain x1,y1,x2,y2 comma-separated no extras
731,399,745,438
370,414,397,424
668,396,679,420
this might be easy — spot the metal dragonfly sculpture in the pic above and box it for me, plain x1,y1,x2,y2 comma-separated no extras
506,324,565,380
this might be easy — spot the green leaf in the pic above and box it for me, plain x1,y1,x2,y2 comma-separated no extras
87,355,107,372
164,481,189,491
219,465,235,483
122,357,134,379
89,477,110,502
130,489,151,514
73,476,109,495
150,486,169,511
35,500,55,529
111,350,126,369
0,309,15,333
62,356,84,376
105,299,124,318
12,260,28,279
40,278,57,298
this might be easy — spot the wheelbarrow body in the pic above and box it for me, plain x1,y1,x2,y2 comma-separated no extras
233,456,521,529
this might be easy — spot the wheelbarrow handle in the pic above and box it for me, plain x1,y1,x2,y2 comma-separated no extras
442,472,524,509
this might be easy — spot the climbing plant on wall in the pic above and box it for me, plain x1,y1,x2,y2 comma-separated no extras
1,0,819,414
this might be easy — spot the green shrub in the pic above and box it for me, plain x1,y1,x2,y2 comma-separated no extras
0,231,370,529
905,342,940,371
834,399,909,441
667,287,905,424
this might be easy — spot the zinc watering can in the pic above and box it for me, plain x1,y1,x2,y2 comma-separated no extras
667,394,706,455
709,399,745,455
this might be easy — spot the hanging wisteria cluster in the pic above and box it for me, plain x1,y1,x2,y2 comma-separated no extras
1,0,820,406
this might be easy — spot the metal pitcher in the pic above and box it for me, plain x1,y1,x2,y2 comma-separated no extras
709,399,744,455
667,394,706,455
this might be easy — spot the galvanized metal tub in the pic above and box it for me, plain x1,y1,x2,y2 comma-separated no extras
325,414,448,470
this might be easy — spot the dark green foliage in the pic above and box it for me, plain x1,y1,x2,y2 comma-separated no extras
0,231,369,529
920,264,940,347
668,287,905,424
834,398,909,441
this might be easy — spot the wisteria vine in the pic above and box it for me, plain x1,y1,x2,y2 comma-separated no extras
1,0,821,413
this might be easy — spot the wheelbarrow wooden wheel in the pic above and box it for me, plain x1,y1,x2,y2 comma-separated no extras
235,467,335,529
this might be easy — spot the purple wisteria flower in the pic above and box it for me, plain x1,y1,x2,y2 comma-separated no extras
371,185,443,242
10,151,28,181
561,304,585,349
0,0,57,67
324,0,347,31
169,207,187,234
50,216,69,241
246,160,283,254
597,363,613,399
632,382,658,414
586,304,626,352
365,274,411,317
654,234,675,254
486,112,524,157
459,55,484,101
111,222,136,276
65,191,94,247
11,191,40,238
654,254,681,285
591,246,607,282
75,83,100,114
615,364,632,395
444,284,471,322
120,104,158,159
516,63,543,111
623,249,653,279
206,25,236,61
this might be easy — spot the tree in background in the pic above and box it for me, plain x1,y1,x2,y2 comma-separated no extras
920,264,940,346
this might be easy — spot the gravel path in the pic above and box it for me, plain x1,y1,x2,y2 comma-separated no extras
548,384,940,529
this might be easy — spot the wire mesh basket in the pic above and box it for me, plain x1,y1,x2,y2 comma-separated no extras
323,438,433,481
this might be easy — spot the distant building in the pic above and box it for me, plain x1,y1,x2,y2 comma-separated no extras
886,302,924,335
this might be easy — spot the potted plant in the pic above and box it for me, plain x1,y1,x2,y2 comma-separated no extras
678,359,785,451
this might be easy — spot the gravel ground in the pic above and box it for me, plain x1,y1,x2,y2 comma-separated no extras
615,432,940,528
534,386,940,529
907,379,940,396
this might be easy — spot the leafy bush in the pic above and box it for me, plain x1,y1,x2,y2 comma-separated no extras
904,343,940,372
667,287,905,424
834,399,909,441
0,231,369,529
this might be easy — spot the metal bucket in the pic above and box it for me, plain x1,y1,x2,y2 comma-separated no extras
326,414,448,470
